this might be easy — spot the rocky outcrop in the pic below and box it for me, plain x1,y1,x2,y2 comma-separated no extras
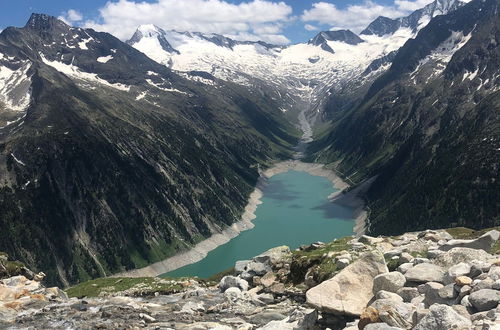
0,227,499,329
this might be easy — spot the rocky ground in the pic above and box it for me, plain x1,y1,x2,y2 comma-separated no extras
1,227,499,329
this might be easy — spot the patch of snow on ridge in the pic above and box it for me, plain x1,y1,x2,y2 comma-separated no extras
410,31,472,82
146,79,188,95
10,153,26,166
78,37,94,50
0,60,32,112
40,53,130,91
131,26,416,103
97,55,113,63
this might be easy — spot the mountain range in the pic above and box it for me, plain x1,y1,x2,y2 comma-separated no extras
0,0,498,286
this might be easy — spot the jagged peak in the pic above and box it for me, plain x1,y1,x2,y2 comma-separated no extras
136,24,165,37
25,13,68,31
309,29,364,48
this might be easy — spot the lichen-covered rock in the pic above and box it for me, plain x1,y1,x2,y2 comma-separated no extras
414,304,472,330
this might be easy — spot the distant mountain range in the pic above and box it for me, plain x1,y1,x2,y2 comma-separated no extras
0,0,497,287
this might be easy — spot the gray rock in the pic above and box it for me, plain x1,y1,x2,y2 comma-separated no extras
359,235,384,245
421,282,451,307
405,263,446,283
291,308,318,328
364,323,403,330
336,258,350,269
469,261,491,278
256,293,274,304
306,250,388,316
439,230,500,252
443,262,471,284
469,289,500,311
249,312,287,325
414,304,472,329
253,246,291,265
461,295,473,309
373,272,406,294
399,252,413,264
246,261,271,276
219,276,249,292
376,290,403,302
437,283,458,300
396,263,413,274
426,250,444,259
492,279,500,290
435,248,493,268
412,258,430,265
472,277,494,292
488,266,500,281
180,301,206,314
384,250,402,259
370,299,414,329
234,260,250,274
224,287,242,299
397,287,420,303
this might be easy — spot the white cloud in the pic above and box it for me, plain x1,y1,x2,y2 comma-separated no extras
395,0,434,11
301,0,434,33
83,0,293,44
304,24,319,31
59,9,83,24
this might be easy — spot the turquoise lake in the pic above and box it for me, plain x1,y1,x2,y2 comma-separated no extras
164,170,355,278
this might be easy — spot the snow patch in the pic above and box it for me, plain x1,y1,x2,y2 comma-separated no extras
10,153,26,166
40,53,130,91
410,31,472,83
78,37,94,50
97,55,114,63
146,79,188,94
0,61,32,112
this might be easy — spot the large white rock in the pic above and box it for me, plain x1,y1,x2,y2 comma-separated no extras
439,230,500,252
414,304,472,330
306,250,388,316
404,263,446,283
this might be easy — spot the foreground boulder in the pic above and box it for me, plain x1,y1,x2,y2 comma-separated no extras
306,250,388,316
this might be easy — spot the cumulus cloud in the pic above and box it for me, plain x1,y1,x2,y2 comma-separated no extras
395,0,434,11
59,9,83,24
83,0,293,44
301,0,434,33
304,24,319,31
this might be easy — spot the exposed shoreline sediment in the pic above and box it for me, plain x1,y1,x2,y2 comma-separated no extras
116,160,367,278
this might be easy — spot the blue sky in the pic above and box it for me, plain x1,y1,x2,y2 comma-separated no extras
0,0,430,44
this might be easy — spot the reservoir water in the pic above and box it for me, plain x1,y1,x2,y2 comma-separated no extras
164,170,356,278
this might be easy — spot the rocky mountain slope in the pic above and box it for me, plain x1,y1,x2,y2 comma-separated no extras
1,226,499,329
311,0,500,234
0,14,298,287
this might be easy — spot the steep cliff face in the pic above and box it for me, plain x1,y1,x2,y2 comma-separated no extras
0,15,298,286
312,0,499,235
